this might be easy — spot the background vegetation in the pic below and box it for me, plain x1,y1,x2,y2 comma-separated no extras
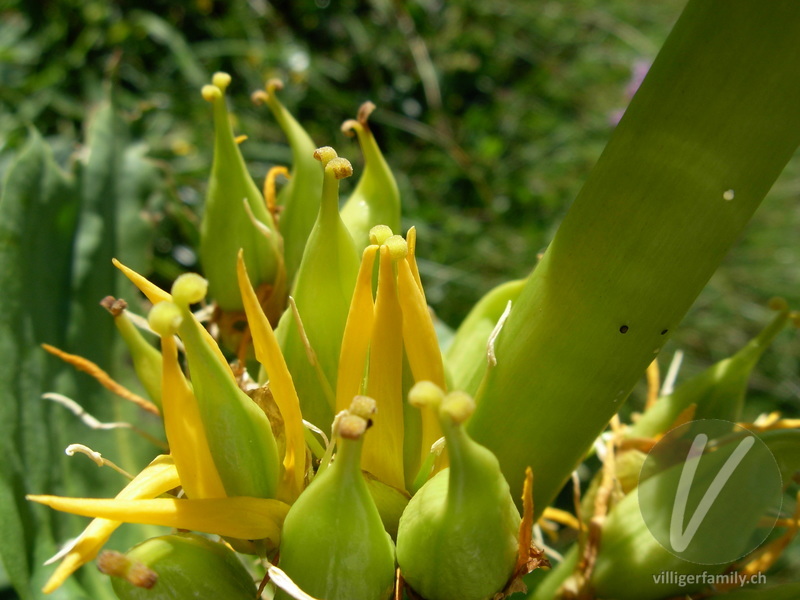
1,0,798,595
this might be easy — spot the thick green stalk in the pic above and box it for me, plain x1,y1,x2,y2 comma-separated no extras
468,0,800,515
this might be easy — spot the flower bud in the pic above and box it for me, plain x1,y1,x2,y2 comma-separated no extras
256,79,323,283
396,390,520,600
200,72,281,311
275,147,360,433
276,398,396,600
106,533,255,600
170,277,281,499
340,102,401,250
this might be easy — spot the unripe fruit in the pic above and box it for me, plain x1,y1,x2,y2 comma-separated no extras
396,387,520,600
276,398,396,600
105,533,255,600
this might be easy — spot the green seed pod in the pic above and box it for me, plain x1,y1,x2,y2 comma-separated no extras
254,79,323,283
397,387,520,600
591,428,787,600
103,533,255,600
340,102,401,251
629,304,790,438
200,72,281,311
444,279,525,396
170,274,280,499
276,397,396,600
275,148,360,432
101,296,163,408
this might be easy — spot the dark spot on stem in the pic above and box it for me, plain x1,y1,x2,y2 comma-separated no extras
661,329,668,335
619,325,629,334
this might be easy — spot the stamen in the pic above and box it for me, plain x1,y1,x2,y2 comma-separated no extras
201,85,222,102
645,358,660,409
325,157,353,180
235,135,248,144
39,346,160,417
65,444,133,479
660,349,684,396
405,227,423,292
243,197,274,239
408,381,445,409
385,235,408,261
171,273,208,306
147,301,183,336
313,146,338,167
350,395,378,420
263,165,291,218
339,414,369,440
439,391,475,424
211,71,232,91
43,394,167,450
487,300,512,367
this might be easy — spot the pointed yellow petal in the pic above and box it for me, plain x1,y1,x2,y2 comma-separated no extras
336,245,379,413
112,258,172,304
237,251,305,503
362,246,405,490
27,496,289,543
406,227,423,293
40,455,179,593
397,258,444,459
161,336,227,499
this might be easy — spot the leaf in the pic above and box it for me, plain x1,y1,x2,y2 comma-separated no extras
469,0,800,516
0,129,86,598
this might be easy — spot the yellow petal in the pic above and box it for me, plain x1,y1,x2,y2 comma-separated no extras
406,226,423,293
112,258,171,304
27,496,289,543
237,250,305,503
362,246,405,490
113,259,230,372
396,258,444,459
336,245,379,413
40,455,179,593
161,336,227,499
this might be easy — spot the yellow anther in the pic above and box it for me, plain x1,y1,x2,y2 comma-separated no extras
171,273,208,306
357,100,376,126
148,301,183,336
440,391,476,424
266,78,284,94
385,235,408,261
339,414,369,440
369,225,393,245
408,381,445,409
350,395,377,420
201,85,222,102
235,135,248,145
212,72,232,91
326,157,353,180
313,146,338,167
251,90,269,106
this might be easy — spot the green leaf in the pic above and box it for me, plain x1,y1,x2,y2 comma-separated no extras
0,129,87,599
469,0,800,516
